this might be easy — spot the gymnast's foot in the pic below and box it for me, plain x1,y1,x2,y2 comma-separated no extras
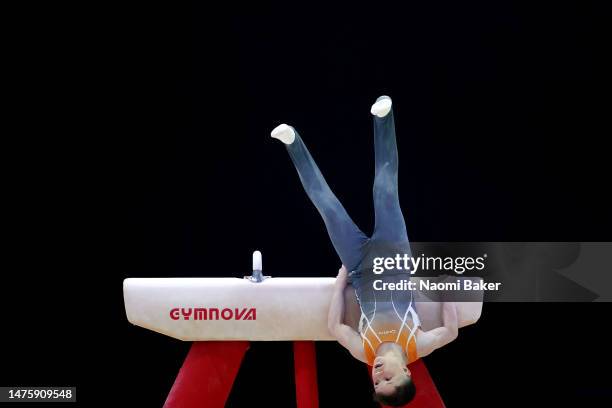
271,123,296,144
370,96,392,118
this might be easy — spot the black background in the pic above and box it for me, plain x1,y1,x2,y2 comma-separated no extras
2,1,611,407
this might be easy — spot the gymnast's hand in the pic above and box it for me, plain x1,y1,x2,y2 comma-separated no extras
334,265,348,289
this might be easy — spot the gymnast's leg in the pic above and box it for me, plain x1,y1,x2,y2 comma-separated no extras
371,96,409,245
271,124,368,270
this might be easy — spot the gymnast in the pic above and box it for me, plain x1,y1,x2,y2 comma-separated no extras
271,96,459,406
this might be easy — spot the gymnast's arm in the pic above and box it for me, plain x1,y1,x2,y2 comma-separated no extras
416,301,459,358
327,266,367,363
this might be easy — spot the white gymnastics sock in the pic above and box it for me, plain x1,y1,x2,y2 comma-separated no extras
270,123,296,144
370,96,392,118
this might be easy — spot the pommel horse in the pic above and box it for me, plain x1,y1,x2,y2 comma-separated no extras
123,251,482,407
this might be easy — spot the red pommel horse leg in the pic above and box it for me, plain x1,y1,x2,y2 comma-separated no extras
164,341,250,408
293,341,319,408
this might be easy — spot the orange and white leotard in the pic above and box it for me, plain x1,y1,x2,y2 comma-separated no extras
356,280,421,366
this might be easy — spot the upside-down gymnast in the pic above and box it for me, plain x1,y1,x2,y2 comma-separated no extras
271,96,459,406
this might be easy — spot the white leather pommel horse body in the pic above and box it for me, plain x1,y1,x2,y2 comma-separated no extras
123,277,483,341
124,277,336,341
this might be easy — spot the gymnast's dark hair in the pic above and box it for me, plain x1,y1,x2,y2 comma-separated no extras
373,376,416,406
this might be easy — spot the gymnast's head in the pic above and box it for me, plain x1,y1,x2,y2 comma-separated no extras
371,352,416,406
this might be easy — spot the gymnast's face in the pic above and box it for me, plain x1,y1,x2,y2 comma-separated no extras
372,355,410,395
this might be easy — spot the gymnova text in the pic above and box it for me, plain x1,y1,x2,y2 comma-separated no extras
169,307,257,320
373,279,501,291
